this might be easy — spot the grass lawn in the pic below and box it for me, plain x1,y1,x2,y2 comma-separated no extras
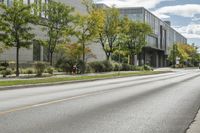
0,71,170,87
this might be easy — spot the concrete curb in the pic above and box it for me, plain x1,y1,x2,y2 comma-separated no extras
0,72,172,91
0,77,115,91
186,107,200,133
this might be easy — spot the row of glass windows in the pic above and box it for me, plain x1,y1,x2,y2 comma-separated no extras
120,8,144,22
147,35,158,48
0,0,48,6
126,13,143,22
1,0,49,18
145,11,160,35
120,8,143,15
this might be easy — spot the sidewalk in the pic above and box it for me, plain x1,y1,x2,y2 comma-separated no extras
154,67,199,72
186,109,200,133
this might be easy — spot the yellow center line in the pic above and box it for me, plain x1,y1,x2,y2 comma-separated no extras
0,90,110,116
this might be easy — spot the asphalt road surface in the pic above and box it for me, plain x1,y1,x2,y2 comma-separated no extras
1,69,200,133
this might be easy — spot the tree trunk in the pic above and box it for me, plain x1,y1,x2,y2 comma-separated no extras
16,46,19,77
106,55,109,61
50,52,53,66
48,43,51,63
129,54,133,65
133,54,138,66
106,52,111,61
143,49,146,66
82,43,86,74
82,43,85,63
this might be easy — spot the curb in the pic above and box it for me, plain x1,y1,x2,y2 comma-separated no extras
185,106,200,133
0,77,114,91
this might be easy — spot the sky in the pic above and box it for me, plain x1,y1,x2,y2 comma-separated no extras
94,0,200,46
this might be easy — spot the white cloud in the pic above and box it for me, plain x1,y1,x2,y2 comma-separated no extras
154,4,200,19
192,16,200,22
94,0,172,9
173,23,200,39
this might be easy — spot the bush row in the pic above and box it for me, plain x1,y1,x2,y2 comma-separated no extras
0,62,55,77
87,61,153,72
55,58,85,74
0,60,153,77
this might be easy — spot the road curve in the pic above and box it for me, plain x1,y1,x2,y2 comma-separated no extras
0,70,200,133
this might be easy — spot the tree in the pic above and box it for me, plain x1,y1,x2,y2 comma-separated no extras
0,0,38,77
190,43,200,66
97,7,121,61
57,43,95,62
0,43,8,54
41,1,75,65
74,9,103,73
119,17,152,65
168,43,200,67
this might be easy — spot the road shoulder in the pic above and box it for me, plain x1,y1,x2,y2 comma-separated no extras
186,108,200,133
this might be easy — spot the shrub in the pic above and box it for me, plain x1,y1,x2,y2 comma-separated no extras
121,63,132,71
26,69,34,74
143,65,153,71
76,60,86,74
174,64,184,68
0,66,6,71
34,62,46,76
56,58,76,73
1,69,12,77
20,68,34,74
88,60,114,73
85,64,92,73
102,60,113,72
0,62,9,68
132,66,144,71
47,67,54,75
112,63,121,71
88,61,105,72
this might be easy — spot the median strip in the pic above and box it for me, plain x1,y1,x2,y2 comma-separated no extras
0,71,171,90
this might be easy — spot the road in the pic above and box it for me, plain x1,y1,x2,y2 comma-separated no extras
0,69,200,133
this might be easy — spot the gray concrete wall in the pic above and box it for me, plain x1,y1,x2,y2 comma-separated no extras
57,0,106,62
0,0,106,63
0,46,33,63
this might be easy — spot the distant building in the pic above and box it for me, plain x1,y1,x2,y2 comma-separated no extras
119,7,187,67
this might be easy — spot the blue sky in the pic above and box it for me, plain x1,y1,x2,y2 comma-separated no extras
94,0,200,46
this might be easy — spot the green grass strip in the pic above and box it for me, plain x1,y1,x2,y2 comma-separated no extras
0,71,170,87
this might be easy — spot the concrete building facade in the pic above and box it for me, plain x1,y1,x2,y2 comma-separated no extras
0,0,106,64
0,0,187,67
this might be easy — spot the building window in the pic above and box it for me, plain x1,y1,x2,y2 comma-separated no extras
147,35,158,48
33,41,41,61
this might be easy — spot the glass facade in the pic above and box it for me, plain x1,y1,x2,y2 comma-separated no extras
120,8,144,22
120,7,188,54
1,0,49,18
1,0,48,6
119,7,187,67
147,35,158,48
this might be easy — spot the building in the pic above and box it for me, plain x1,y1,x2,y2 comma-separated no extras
0,0,106,64
0,0,187,67
119,7,187,67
